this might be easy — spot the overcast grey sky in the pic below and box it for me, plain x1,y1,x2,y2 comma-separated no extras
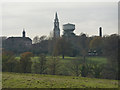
2,2,118,39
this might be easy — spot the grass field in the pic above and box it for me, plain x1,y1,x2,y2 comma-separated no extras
2,72,118,88
16,56,107,64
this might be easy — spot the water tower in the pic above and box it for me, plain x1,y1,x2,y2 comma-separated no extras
63,23,75,37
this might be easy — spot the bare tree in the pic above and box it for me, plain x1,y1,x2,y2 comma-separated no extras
33,36,39,44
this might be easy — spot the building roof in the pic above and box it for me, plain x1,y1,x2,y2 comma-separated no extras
7,37,32,41
63,23,75,26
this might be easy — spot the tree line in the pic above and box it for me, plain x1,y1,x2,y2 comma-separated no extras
2,51,104,78
2,33,120,80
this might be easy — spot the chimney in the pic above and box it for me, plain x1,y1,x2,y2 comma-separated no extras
99,27,102,37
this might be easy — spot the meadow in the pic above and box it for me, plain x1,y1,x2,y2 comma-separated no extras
3,56,117,88
2,72,118,88
16,56,107,64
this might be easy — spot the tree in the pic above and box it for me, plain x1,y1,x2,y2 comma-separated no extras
92,64,103,78
48,39,54,55
78,33,89,63
32,54,47,74
32,60,39,74
70,59,81,76
2,51,17,72
81,63,93,77
57,62,71,76
39,54,47,74
46,56,60,75
89,36,103,55
102,34,119,79
48,31,54,40
39,35,47,42
53,37,72,59
20,52,33,73
32,37,48,55
33,36,39,44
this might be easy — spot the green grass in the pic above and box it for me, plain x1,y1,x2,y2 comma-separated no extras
16,56,107,64
2,72,118,88
86,57,107,64
58,56,107,64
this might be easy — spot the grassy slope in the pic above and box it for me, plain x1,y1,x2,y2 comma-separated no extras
2,72,118,88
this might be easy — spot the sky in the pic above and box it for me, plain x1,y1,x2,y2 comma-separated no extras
2,2,118,39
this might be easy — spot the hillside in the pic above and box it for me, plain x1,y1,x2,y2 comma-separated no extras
2,72,118,88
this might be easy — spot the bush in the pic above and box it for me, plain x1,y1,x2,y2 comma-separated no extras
20,52,33,73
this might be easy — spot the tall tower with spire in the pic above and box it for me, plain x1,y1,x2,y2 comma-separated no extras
53,12,60,38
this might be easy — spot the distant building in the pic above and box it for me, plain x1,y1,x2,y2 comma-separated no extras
3,29,32,53
53,12,60,38
62,23,75,37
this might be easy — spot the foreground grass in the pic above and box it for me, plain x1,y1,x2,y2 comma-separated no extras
2,72,118,88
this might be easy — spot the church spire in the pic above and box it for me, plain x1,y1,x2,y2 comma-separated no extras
55,12,59,22
55,12,58,19
53,12,60,38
